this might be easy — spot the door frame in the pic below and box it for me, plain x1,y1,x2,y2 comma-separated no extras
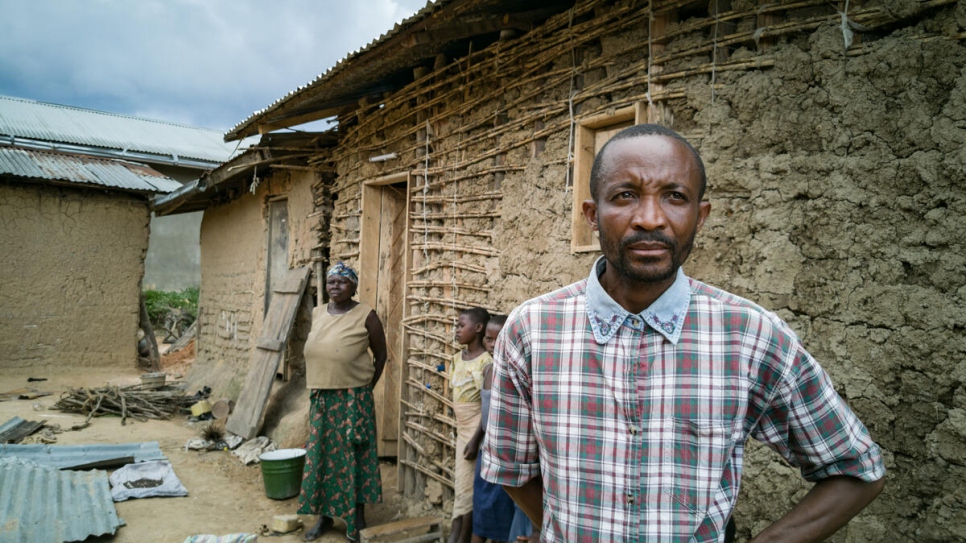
358,171,411,458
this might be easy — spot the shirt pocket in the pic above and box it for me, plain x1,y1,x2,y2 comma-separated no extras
661,417,736,516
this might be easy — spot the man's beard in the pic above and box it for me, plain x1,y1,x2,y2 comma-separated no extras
599,226,696,284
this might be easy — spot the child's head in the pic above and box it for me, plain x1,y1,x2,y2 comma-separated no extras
484,314,507,355
456,307,490,347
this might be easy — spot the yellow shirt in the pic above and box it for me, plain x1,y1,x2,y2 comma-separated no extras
451,350,491,403
303,302,374,389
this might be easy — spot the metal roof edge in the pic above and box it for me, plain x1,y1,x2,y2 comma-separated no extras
0,146,183,195
0,134,223,170
152,178,205,216
224,0,453,141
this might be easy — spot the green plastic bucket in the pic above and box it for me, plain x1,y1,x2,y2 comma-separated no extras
259,448,306,500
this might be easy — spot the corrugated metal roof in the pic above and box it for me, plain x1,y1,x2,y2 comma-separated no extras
0,441,167,470
225,0,451,140
225,0,575,141
0,95,247,164
0,146,182,194
0,457,123,543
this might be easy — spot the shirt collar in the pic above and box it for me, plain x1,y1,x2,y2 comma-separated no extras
585,256,691,345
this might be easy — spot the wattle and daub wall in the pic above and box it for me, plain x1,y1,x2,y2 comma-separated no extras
309,0,965,540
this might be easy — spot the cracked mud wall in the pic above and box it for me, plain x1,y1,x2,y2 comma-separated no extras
686,17,966,543
0,182,149,370
323,1,964,539
191,169,317,447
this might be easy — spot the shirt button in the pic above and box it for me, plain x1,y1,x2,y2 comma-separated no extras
629,425,638,435
626,493,635,505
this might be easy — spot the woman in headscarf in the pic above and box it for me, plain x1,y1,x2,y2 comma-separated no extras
298,262,388,542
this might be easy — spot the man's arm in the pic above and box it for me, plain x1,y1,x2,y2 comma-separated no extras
750,475,884,543
503,476,544,531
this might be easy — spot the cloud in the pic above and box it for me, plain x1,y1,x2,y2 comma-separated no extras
0,0,428,130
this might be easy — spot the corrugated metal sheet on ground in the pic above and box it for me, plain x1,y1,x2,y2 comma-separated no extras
0,417,45,444
0,457,123,543
0,441,167,470
0,95,245,163
0,146,181,193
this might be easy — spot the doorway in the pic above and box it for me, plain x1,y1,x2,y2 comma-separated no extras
359,173,410,457
265,199,289,313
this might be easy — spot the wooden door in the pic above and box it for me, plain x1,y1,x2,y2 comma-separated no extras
359,177,409,457
265,199,289,313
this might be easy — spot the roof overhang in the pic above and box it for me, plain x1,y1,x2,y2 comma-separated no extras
0,145,181,196
152,131,336,216
225,0,575,141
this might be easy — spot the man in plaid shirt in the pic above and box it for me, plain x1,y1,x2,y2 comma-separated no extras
480,124,885,542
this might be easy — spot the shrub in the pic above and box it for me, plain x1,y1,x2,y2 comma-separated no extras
144,287,199,338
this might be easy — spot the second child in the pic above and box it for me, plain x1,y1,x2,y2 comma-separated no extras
448,307,491,543
468,315,516,543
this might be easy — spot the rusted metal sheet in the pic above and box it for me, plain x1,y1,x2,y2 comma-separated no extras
0,417,45,444
0,146,182,193
0,95,246,164
0,457,123,542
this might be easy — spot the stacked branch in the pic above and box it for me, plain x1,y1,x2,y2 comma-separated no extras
53,385,194,426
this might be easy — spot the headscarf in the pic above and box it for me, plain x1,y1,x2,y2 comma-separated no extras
326,261,359,285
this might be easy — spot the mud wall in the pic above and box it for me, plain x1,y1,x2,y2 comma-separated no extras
192,169,319,446
691,18,966,543
0,181,149,371
319,0,965,540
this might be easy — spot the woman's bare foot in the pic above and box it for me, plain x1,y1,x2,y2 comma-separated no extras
303,515,333,542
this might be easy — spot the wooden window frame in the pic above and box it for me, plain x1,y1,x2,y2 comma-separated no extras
570,105,643,253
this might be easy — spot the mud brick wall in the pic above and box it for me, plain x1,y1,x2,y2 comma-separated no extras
193,169,319,409
315,0,965,540
0,182,149,370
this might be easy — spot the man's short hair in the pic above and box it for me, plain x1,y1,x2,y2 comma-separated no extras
589,124,707,201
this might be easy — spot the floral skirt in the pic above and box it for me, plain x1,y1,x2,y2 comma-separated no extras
297,387,382,538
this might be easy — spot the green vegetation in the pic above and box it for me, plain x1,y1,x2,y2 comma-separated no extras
144,287,199,340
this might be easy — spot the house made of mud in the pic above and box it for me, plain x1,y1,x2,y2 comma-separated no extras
158,1,966,540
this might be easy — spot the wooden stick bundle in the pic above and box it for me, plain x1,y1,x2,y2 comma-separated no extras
53,385,194,426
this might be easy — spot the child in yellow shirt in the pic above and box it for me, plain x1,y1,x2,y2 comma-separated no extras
448,307,491,543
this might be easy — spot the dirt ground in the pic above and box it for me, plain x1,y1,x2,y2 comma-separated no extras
0,348,437,543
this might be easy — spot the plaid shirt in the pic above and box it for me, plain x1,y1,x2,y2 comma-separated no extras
481,258,885,543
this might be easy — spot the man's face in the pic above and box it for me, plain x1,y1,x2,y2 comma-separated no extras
582,135,711,285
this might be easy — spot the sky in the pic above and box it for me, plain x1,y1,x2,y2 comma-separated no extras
0,0,429,132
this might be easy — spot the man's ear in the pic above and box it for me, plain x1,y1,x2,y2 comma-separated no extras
696,200,711,231
582,199,599,231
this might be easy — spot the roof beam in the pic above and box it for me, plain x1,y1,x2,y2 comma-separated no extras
402,9,560,47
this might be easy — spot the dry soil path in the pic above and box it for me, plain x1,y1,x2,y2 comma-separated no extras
0,367,428,543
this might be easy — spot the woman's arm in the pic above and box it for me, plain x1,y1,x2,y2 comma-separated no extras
365,310,388,387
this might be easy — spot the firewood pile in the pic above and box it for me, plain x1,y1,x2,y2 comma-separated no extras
53,385,194,425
